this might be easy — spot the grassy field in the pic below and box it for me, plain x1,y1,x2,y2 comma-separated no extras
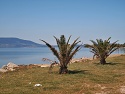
0,55,125,94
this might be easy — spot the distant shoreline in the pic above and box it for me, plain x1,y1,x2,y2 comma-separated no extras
0,53,125,68
0,53,124,73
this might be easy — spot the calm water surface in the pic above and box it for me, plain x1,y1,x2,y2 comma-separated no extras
0,47,124,67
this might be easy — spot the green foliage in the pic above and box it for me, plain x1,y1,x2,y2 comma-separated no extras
41,35,81,73
117,43,125,47
84,37,119,64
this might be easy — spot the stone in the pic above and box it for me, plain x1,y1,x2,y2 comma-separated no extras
0,69,7,73
6,62,19,71
120,86,125,93
34,84,42,87
1,65,7,69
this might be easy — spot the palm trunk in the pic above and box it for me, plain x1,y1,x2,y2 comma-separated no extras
100,58,106,65
59,66,68,74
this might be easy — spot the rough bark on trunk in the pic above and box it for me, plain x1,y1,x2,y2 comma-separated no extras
59,66,68,74
100,58,106,65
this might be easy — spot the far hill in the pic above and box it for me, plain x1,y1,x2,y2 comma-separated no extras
0,38,46,48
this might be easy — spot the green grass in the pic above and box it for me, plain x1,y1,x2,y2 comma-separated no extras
0,55,125,94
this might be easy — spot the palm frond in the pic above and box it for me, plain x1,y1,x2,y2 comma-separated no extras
107,37,111,41
66,35,72,45
49,61,59,73
67,40,81,57
90,40,98,46
66,45,81,65
84,37,119,62
84,44,94,48
53,36,61,50
109,47,119,55
40,39,60,61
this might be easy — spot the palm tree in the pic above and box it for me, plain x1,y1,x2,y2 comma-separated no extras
84,37,119,65
40,35,81,74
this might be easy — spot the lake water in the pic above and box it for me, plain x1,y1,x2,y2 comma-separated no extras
0,47,125,67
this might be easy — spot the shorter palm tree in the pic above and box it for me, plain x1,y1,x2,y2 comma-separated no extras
84,37,119,65
40,35,81,74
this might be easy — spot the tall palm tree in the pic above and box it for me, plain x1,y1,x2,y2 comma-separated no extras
84,37,119,65
41,35,81,74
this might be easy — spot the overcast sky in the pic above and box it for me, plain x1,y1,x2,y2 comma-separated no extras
0,0,125,44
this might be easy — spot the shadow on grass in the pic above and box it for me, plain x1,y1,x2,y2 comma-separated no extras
106,62,121,65
93,62,121,65
68,70,88,74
